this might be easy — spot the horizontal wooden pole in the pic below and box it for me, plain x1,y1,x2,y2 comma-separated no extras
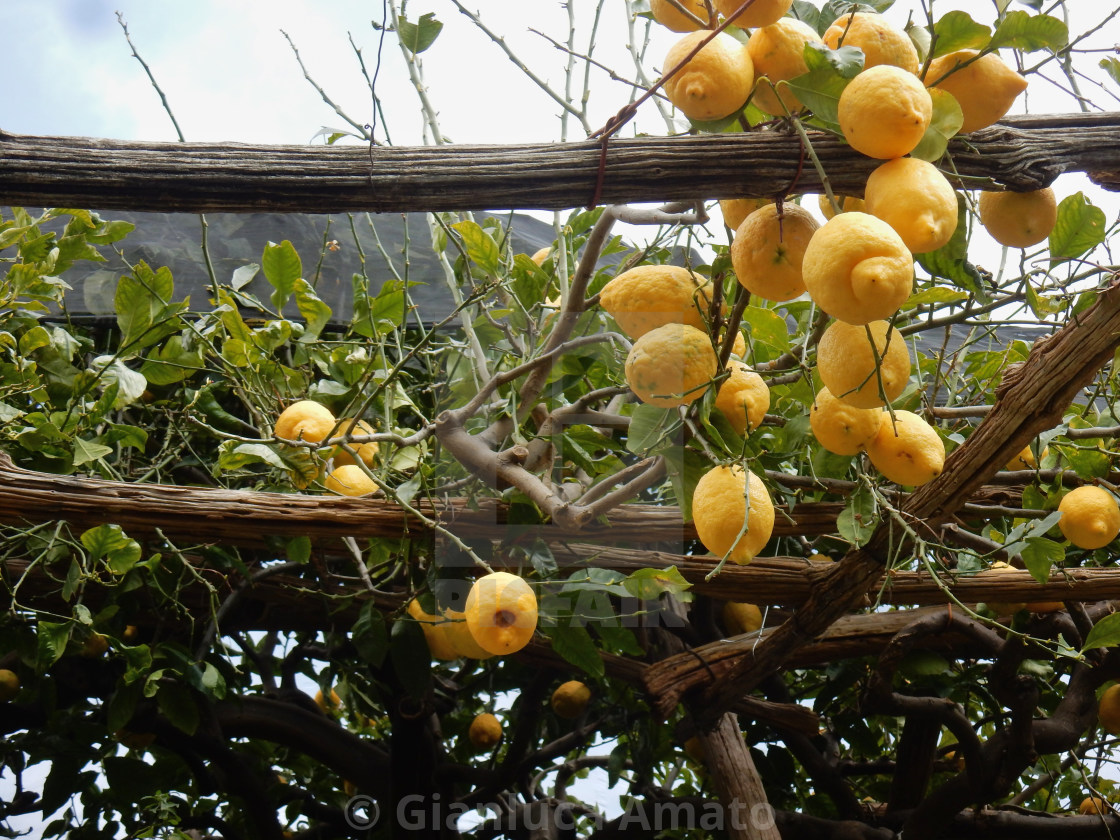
1,113,1118,214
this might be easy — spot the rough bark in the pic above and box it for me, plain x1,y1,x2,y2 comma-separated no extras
1,113,1117,213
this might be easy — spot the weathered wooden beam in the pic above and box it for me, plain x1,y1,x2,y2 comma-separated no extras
1,113,1117,214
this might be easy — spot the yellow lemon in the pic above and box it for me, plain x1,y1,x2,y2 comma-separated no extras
530,247,552,266
1007,445,1046,470
715,360,770,436
599,264,715,339
722,601,763,636
650,0,708,31
824,12,920,75
465,572,539,656
408,599,459,661
864,157,959,254
663,31,755,122
977,188,1057,249
1081,794,1111,816
331,418,379,468
816,320,910,409
747,18,823,115
838,65,932,159
1098,684,1120,735
817,194,866,219
809,385,882,455
469,713,503,750
625,323,718,408
692,464,775,564
314,687,342,713
275,400,336,444
731,202,819,302
866,409,945,487
802,212,914,325
719,197,772,232
714,0,793,28
324,464,378,497
0,669,20,702
1058,485,1120,550
440,608,495,660
925,49,1028,134
551,680,592,719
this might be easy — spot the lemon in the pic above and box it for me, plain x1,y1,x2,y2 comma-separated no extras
530,247,552,266
408,599,459,661
599,264,715,340
713,0,793,28
275,400,336,444
816,320,910,409
731,202,819,302
650,0,708,31
1058,485,1120,550
824,12,920,75
977,188,1057,249
465,572,538,656
0,669,20,702
551,680,592,719
314,687,342,713
331,418,379,468
809,385,881,455
1081,794,1111,816
625,323,718,408
983,560,1026,615
1098,684,1120,735
925,49,1028,134
469,713,503,750
817,194,866,219
866,409,945,487
864,157,959,254
691,464,775,564
719,197,771,232
324,464,378,497
714,360,770,436
838,65,932,159
747,18,824,115
722,601,763,636
663,31,755,122
802,212,914,325
441,608,495,660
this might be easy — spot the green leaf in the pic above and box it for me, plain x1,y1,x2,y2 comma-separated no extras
80,524,142,574
626,404,678,454
916,193,988,300
546,624,605,678
397,12,443,55
623,566,694,602
352,603,390,667
904,286,969,308
157,683,199,735
451,220,501,276
1020,537,1065,584
803,42,865,78
36,621,71,669
1083,613,1120,653
114,262,176,352
72,437,114,466
838,483,878,547
1049,192,1107,261
287,535,312,564
910,88,964,161
1101,57,1120,88
989,11,1068,53
140,334,203,385
262,240,302,312
786,61,851,130
931,11,991,58
216,441,287,472
294,279,333,340
93,357,148,408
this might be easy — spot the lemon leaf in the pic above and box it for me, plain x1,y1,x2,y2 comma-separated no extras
547,624,605,678
396,12,443,55
1049,192,1107,261
1082,613,1120,653
626,404,678,454
1020,536,1064,584
1101,57,1120,88
931,11,991,58
916,194,989,302
624,566,694,601
988,11,1068,53
262,239,302,313
910,89,964,161
837,484,877,547
803,42,864,78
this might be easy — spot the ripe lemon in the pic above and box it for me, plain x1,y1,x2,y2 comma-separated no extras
1098,684,1120,735
314,687,343,713
663,31,755,122
275,400,336,444
713,0,793,28
747,18,824,115
440,608,495,660
650,0,708,31
1058,485,1120,550
720,197,771,232
816,320,910,409
0,669,20,702
983,560,1026,615
729,330,747,359
551,680,592,719
331,418,379,468
809,385,881,455
599,264,715,339
864,157,959,254
469,713,503,750
802,212,914,325
823,12,920,75
925,49,1028,134
691,464,775,564
714,360,770,436
625,323,718,408
1081,794,1111,816
81,633,109,658
838,65,932,159
817,194,866,219
1007,445,1048,470
324,464,378,497
977,188,1057,249
722,601,763,635
866,409,945,487
731,202,819,302
465,572,539,656
407,599,459,661
529,247,552,266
